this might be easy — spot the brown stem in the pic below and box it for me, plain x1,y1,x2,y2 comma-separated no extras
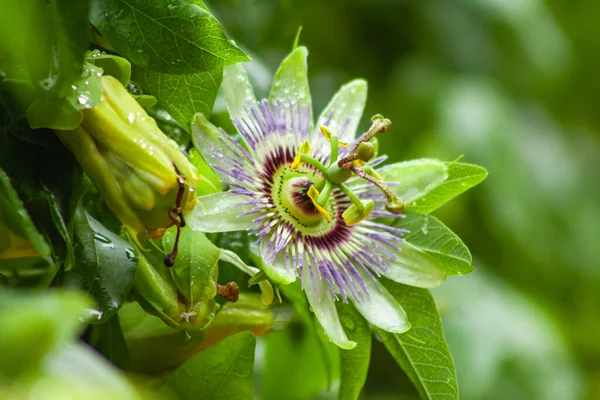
164,165,187,267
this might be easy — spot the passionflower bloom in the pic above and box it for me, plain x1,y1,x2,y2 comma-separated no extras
189,47,451,349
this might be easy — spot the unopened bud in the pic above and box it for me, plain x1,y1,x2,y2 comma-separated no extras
56,75,201,240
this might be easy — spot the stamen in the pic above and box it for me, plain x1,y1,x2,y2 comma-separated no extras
292,141,311,170
339,184,365,212
316,180,334,206
320,125,349,147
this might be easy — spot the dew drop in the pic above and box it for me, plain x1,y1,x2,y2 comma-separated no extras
421,215,429,235
94,232,111,244
125,248,138,262
78,94,90,105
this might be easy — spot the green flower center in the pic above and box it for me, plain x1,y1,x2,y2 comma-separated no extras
272,166,334,234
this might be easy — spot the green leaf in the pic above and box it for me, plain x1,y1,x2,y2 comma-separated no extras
406,162,488,214
0,167,51,258
132,65,222,130
259,326,339,400
0,289,92,378
87,51,132,86
275,282,340,391
337,302,372,400
164,228,219,306
63,209,138,323
36,343,142,399
90,0,248,74
0,0,90,129
89,314,130,370
399,212,473,275
378,159,448,206
434,272,583,399
132,94,157,108
0,130,82,284
377,278,458,400
163,332,256,400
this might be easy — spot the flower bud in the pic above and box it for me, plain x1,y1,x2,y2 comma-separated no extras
131,229,220,331
56,75,201,239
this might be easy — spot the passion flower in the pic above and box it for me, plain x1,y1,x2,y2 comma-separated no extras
189,47,450,349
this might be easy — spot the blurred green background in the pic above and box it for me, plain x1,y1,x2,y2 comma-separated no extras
210,0,600,399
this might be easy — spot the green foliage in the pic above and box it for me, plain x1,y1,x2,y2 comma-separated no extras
0,290,142,399
337,302,372,400
378,279,458,400
0,167,51,257
133,65,222,130
259,282,340,399
162,332,256,400
0,1,493,398
0,290,91,379
259,327,338,400
0,0,91,129
87,52,132,86
435,272,583,400
63,209,138,323
400,212,473,275
406,163,488,214
90,0,248,74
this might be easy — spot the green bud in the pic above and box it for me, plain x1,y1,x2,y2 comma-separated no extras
131,227,220,330
56,75,201,240
120,294,276,374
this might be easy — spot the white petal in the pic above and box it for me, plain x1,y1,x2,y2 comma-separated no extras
191,113,251,180
313,79,367,147
222,63,257,122
378,159,448,204
255,244,297,285
352,277,410,333
187,193,255,232
302,264,356,349
382,241,446,288
269,46,313,133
